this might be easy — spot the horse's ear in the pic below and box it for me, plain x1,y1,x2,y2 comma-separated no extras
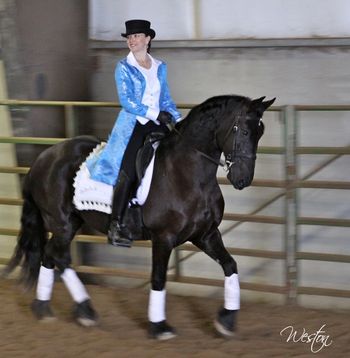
262,97,276,111
251,96,266,106
249,97,276,116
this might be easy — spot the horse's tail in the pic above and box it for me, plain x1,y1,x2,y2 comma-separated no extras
3,186,48,289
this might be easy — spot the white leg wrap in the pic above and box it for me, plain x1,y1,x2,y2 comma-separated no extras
36,266,55,301
61,268,90,303
224,273,240,310
148,289,166,323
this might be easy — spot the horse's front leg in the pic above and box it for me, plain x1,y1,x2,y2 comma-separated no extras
193,228,239,338
148,236,176,340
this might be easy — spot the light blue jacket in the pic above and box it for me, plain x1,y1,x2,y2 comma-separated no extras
86,54,181,186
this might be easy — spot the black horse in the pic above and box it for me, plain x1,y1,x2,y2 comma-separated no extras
4,94,275,339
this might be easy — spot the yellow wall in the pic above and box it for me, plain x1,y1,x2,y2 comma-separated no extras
0,60,21,259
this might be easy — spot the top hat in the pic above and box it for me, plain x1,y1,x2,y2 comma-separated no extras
121,19,156,39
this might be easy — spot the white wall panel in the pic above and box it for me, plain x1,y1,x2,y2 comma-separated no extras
90,0,350,40
89,0,195,40
199,0,350,39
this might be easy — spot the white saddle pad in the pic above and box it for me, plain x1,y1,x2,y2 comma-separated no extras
73,142,157,214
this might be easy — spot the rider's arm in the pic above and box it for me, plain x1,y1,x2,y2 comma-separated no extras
115,61,159,122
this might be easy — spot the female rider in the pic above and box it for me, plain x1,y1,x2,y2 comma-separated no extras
87,19,182,247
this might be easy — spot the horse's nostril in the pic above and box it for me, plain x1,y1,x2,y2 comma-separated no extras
238,180,245,189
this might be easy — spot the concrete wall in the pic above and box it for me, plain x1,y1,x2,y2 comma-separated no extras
0,0,90,165
90,45,350,106
0,60,21,258
0,0,89,259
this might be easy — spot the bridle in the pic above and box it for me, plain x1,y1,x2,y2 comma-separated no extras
219,118,242,171
170,110,259,172
219,114,260,171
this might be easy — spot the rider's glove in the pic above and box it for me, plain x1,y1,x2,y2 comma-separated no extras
157,111,174,125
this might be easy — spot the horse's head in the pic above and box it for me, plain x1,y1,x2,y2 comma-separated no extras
219,96,275,190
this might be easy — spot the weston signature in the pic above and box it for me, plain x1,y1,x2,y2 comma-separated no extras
280,324,333,353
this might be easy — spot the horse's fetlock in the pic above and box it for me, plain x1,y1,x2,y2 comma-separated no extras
215,307,238,337
74,299,98,326
222,259,237,276
149,320,177,340
31,299,56,322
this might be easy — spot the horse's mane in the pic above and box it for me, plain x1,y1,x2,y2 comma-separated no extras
178,95,251,134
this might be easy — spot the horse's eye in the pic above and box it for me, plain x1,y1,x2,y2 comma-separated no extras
243,130,248,136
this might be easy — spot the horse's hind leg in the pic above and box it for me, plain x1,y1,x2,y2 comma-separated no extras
30,234,58,322
31,263,56,322
33,231,98,326
61,266,98,327
192,228,239,338
52,234,98,326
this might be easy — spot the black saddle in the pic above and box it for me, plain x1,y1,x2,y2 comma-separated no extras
123,131,167,241
135,131,166,184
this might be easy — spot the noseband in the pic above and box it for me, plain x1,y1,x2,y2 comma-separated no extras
221,117,258,171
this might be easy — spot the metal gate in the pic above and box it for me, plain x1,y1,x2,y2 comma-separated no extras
1,99,349,304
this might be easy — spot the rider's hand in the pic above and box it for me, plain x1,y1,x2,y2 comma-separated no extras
157,111,174,125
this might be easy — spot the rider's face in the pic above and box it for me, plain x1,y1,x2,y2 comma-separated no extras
126,33,150,53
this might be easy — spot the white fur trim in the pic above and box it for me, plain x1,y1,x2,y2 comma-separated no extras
73,142,157,212
36,266,55,301
148,289,166,323
224,273,240,310
61,268,90,303
73,143,113,214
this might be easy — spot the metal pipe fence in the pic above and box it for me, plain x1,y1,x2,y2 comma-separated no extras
0,99,349,303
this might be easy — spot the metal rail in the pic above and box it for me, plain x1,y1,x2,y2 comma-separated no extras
1,100,349,303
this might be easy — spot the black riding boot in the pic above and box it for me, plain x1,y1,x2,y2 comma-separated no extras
108,170,134,247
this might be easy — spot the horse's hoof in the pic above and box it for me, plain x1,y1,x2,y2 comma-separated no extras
149,320,177,340
73,299,98,327
31,299,56,322
214,319,235,338
108,235,133,248
214,308,238,338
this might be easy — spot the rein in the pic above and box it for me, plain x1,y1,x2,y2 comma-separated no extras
169,118,238,172
169,124,226,168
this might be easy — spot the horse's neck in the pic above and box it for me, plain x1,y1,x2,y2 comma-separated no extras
178,116,221,160
160,133,220,183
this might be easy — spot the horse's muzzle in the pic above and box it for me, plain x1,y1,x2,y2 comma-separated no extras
229,176,252,190
234,179,247,190
227,161,255,190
